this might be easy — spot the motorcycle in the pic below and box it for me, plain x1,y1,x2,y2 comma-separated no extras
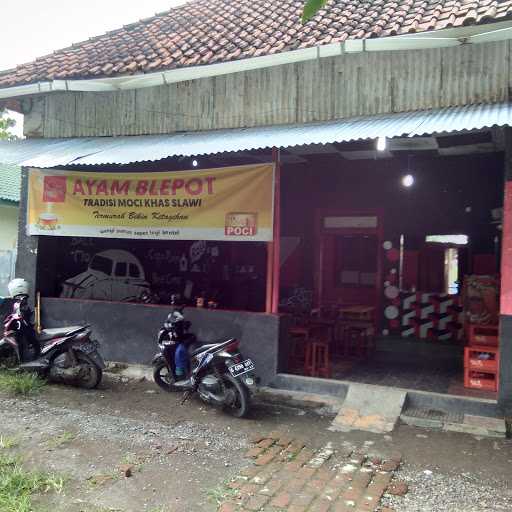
152,305,256,418
0,281,105,389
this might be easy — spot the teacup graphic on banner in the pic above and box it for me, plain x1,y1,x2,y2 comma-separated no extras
38,175,67,230
225,212,258,236
37,212,60,230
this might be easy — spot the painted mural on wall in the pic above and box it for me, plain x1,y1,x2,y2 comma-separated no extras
41,236,266,310
60,250,150,302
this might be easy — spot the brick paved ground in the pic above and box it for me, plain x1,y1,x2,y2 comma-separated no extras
216,431,405,512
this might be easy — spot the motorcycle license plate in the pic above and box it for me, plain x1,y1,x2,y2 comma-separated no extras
228,359,255,378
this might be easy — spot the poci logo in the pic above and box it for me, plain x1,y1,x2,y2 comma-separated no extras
225,212,258,236
43,176,67,203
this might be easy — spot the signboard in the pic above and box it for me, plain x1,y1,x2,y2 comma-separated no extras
27,164,274,241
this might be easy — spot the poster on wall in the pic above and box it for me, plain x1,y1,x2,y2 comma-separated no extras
27,164,275,241
462,275,500,327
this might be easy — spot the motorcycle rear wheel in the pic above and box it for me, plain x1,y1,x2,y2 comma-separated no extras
221,375,251,418
75,352,102,389
0,347,18,369
153,362,178,392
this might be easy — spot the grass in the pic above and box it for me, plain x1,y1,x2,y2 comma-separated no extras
86,471,119,487
46,431,76,450
207,482,239,506
120,452,139,466
0,453,64,512
0,436,19,450
0,371,46,396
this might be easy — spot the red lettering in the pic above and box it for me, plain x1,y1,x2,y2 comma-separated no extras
206,176,215,195
149,180,158,195
160,180,171,195
171,179,184,195
136,180,148,195
225,226,256,236
111,180,130,195
185,178,203,196
86,179,97,195
72,179,85,195
96,180,108,195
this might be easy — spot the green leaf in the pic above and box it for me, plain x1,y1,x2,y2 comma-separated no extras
0,108,17,141
302,0,328,23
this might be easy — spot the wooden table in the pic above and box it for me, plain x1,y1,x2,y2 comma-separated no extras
338,305,375,322
308,318,337,342
289,325,313,339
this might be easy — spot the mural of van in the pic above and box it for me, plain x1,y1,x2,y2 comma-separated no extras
60,249,151,302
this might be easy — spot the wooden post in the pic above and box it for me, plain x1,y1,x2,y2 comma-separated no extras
271,147,281,314
265,148,281,314
265,242,274,313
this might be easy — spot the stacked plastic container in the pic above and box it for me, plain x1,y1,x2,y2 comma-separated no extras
464,325,499,392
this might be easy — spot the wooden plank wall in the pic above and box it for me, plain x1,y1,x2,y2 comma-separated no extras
28,40,511,139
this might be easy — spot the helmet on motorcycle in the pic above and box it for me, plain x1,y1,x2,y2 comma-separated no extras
165,310,184,327
164,309,186,335
7,278,30,298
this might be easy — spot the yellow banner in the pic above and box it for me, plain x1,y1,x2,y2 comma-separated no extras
28,164,274,241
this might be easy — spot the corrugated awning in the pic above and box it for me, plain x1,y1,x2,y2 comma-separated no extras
1,102,511,168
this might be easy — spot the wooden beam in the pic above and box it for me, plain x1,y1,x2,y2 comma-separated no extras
271,147,281,314
265,241,274,314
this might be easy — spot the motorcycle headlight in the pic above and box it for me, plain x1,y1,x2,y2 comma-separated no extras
244,376,255,386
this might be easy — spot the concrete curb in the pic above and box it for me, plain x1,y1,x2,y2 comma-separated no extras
256,386,343,416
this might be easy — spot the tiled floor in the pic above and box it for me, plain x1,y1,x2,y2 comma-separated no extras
293,337,497,401
332,358,460,394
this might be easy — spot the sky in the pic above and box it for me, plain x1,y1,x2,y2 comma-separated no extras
1,0,187,137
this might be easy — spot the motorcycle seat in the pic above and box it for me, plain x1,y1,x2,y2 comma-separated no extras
38,326,86,342
189,338,235,357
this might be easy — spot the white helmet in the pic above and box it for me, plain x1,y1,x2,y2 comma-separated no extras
8,278,30,298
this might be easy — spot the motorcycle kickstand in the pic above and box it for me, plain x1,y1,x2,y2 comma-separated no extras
180,391,191,405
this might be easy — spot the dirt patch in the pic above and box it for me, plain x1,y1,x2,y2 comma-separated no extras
0,375,511,511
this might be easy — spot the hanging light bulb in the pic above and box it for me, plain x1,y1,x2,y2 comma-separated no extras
402,174,414,187
376,136,387,151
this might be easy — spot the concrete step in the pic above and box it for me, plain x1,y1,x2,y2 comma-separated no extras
271,373,507,437
329,383,407,434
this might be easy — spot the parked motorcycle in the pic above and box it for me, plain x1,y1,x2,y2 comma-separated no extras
0,279,105,389
152,305,256,417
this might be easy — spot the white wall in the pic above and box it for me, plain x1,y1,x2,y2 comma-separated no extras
0,203,19,251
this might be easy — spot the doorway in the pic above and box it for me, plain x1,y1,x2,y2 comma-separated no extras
315,211,382,316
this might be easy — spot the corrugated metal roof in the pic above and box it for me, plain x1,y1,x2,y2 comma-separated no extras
0,163,21,203
0,102,510,168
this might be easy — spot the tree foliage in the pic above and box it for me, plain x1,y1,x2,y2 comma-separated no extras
0,108,16,140
302,0,328,23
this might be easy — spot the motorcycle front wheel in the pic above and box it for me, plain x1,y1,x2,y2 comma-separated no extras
75,352,102,389
153,362,178,392
221,374,251,418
